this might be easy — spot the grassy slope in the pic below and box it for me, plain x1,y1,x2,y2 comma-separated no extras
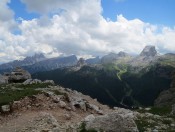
0,83,51,106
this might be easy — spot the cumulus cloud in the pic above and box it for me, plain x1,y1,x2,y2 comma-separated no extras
0,0,175,64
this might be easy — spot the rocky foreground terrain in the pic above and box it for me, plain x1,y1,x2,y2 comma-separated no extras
0,78,175,131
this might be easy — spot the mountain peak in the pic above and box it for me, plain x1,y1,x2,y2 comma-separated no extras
24,53,46,62
140,45,157,57
77,58,86,67
33,53,45,58
118,51,129,57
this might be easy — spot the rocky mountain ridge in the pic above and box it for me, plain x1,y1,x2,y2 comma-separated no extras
0,55,78,74
0,45,169,74
0,53,46,70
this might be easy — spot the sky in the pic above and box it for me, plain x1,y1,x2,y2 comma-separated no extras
0,0,175,63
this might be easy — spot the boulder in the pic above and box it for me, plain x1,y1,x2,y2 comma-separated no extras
30,79,42,84
85,112,138,132
7,67,31,83
59,101,67,108
70,97,87,111
43,80,54,85
1,105,11,113
23,79,33,85
84,114,95,122
87,103,103,114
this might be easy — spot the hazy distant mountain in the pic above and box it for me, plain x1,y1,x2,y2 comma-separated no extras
86,56,101,64
25,55,78,73
0,53,46,71
101,51,131,64
0,54,78,74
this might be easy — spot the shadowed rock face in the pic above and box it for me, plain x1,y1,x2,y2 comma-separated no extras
140,45,157,57
154,72,175,107
77,58,86,67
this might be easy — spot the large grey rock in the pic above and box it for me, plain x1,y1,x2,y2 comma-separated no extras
70,97,87,111
87,103,103,114
23,79,33,85
84,114,95,122
30,79,42,84
43,80,54,85
1,105,10,112
59,101,67,108
85,112,138,132
7,67,31,83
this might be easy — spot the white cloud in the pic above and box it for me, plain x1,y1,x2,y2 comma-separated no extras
0,0,175,64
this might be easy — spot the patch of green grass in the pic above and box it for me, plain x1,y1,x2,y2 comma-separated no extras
15,83,52,89
0,88,41,106
103,63,128,80
149,106,172,116
136,106,172,116
0,83,51,106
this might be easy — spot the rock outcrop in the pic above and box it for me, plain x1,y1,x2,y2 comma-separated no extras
77,58,86,67
85,112,138,132
23,79,54,85
1,105,10,113
140,45,157,57
6,67,31,83
0,67,31,84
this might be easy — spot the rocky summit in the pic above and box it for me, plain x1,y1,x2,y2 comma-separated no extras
140,45,157,57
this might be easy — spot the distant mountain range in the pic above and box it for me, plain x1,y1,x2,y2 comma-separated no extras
1,45,174,74
0,54,78,74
